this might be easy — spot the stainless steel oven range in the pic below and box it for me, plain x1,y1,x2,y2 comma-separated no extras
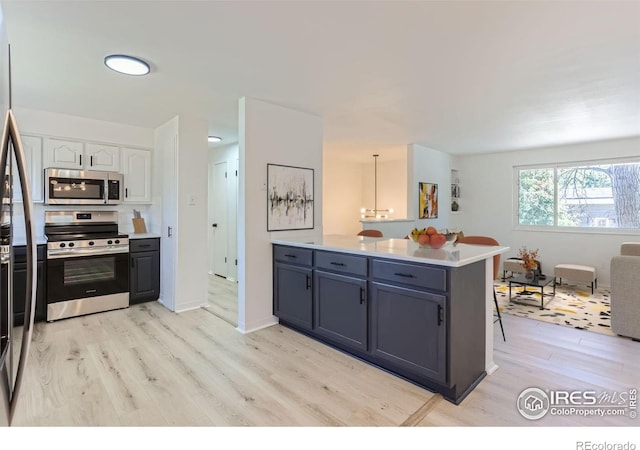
44,210,129,321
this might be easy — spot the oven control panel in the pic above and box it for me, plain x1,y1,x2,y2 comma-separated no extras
47,237,129,251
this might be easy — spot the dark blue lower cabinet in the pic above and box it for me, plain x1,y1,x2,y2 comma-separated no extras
314,270,367,352
274,262,313,330
130,238,161,305
272,244,486,404
370,282,447,385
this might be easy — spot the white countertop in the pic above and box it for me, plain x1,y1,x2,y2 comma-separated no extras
272,235,510,268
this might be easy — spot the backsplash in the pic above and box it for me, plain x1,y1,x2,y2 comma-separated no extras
11,202,154,242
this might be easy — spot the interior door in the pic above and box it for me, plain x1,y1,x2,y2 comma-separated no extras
228,158,238,282
212,161,228,278
159,128,177,311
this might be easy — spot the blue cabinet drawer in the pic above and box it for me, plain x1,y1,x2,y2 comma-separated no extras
273,245,313,266
315,251,367,277
130,238,160,253
371,259,447,292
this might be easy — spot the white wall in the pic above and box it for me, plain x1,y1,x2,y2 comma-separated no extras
208,142,239,281
14,107,153,148
322,156,363,235
175,115,209,311
408,143,452,231
455,136,640,286
239,97,323,333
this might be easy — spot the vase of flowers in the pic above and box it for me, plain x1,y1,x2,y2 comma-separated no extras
518,246,539,279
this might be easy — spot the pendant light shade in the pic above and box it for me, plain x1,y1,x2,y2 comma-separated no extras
104,54,150,76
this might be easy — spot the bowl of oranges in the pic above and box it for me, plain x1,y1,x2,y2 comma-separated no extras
409,227,455,249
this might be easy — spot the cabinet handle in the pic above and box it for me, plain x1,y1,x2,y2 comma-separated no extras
394,272,414,278
437,304,443,326
79,154,82,166
360,287,365,304
305,275,311,290
139,244,151,248
125,188,128,198
168,226,173,237
284,254,297,258
330,262,345,266
90,155,93,166
131,258,135,269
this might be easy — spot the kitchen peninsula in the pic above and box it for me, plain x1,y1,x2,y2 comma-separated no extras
272,235,509,404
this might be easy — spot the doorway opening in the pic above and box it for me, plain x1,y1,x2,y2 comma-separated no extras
205,145,239,327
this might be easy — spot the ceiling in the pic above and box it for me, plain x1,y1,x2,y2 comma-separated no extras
1,1,639,161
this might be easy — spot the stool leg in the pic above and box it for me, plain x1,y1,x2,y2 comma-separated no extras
493,288,506,342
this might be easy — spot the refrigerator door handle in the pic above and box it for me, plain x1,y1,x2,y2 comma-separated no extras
3,110,37,422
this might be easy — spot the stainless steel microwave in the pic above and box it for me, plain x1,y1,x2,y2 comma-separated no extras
44,168,124,205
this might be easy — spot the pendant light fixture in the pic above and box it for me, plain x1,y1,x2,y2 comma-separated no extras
360,154,394,219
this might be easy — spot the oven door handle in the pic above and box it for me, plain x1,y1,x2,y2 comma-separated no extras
47,246,129,259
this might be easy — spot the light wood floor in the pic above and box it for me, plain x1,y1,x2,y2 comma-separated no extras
12,298,640,428
204,274,238,327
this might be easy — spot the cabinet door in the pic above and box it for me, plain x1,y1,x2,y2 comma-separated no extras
314,270,367,352
12,134,43,203
130,251,160,304
273,262,313,330
43,138,83,169
122,147,151,203
370,282,447,384
13,261,46,324
85,143,120,172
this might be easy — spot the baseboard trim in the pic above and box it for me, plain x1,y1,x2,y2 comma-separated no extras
236,316,279,334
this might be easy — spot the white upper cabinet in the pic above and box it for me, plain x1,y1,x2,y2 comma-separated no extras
43,138,84,170
13,134,43,203
122,147,151,203
84,143,120,172
44,138,120,172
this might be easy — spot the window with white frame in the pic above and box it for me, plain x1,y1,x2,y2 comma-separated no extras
516,159,640,230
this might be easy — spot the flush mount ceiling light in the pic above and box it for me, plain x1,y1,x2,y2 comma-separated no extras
104,54,150,76
208,136,222,143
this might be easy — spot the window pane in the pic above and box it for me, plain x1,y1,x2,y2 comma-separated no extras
518,168,554,226
558,162,640,228
517,161,640,230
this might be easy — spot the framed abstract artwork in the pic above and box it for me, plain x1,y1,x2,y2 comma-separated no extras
267,164,314,231
419,182,438,219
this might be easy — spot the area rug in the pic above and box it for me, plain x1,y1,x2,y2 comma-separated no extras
493,279,613,337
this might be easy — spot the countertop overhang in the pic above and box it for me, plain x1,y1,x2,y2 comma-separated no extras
272,235,509,268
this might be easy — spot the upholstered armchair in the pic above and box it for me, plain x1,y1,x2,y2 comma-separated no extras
610,242,640,341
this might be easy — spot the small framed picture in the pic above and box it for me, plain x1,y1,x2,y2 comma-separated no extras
419,182,438,219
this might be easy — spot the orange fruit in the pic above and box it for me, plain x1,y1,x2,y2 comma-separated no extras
426,226,437,236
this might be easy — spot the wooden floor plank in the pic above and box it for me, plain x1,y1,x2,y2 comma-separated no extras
11,295,640,427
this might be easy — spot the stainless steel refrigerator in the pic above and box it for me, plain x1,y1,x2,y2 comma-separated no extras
0,42,37,426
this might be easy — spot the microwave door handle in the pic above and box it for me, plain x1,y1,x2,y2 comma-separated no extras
6,109,37,423
104,179,108,204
